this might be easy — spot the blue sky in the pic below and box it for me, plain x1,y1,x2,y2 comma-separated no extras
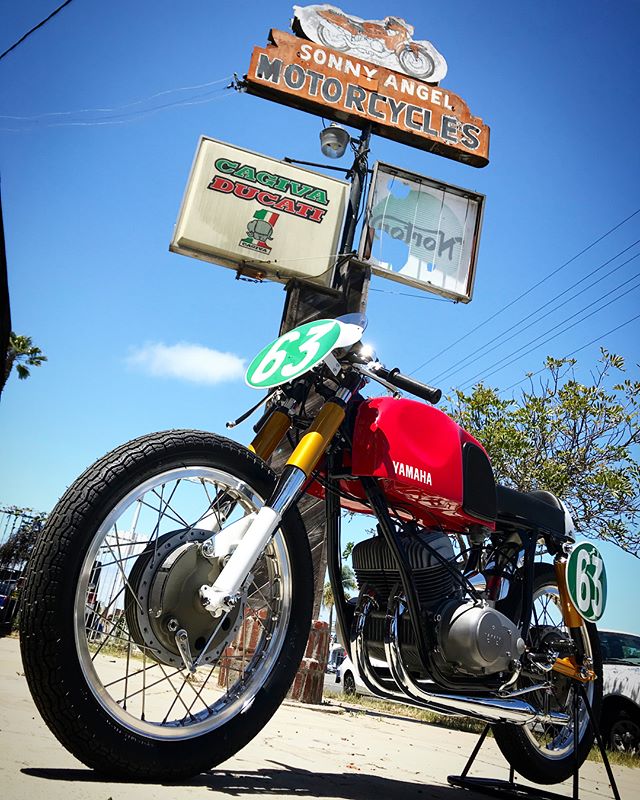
1,0,639,631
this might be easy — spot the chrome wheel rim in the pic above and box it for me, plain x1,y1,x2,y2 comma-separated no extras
74,466,291,740
522,580,594,759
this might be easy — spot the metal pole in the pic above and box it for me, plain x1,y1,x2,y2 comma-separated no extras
0,181,12,392
333,124,372,291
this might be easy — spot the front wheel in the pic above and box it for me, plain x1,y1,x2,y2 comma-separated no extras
20,430,313,780
397,45,435,80
492,563,602,784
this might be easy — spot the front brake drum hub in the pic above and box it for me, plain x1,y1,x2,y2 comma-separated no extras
125,528,242,667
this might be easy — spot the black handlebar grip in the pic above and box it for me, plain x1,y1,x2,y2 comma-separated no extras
387,368,442,405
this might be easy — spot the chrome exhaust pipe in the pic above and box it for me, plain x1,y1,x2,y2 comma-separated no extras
353,591,570,727
353,593,423,705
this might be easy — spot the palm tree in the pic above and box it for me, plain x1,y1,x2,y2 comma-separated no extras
1,332,47,395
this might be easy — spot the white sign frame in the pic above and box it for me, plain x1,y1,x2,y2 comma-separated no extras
357,162,485,303
170,137,349,286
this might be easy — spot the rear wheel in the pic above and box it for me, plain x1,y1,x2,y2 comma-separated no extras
343,671,356,696
493,563,602,784
20,430,313,780
318,24,349,51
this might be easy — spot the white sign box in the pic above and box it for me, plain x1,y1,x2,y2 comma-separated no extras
170,137,349,285
358,162,484,303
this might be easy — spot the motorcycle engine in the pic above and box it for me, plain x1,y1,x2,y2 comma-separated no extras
351,525,524,680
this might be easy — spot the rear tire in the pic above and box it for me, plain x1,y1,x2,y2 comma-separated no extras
493,563,602,784
343,671,357,696
20,430,313,780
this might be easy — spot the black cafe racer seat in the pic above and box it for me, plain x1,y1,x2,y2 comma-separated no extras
496,485,568,538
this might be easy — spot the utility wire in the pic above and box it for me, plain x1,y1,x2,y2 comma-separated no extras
0,76,232,121
502,312,640,394
410,206,640,377
430,240,640,385
0,89,233,132
458,273,640,390
0,0,74,62
370,287,450,302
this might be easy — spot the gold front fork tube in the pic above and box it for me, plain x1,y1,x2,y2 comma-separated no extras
248,410,291,461
286,401,346,476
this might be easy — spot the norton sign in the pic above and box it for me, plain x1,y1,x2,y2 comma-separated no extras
246,29,490,167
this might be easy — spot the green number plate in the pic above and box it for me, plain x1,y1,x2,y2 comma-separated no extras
566,542,607,622
246,319,342,389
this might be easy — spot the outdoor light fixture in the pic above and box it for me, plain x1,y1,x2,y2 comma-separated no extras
319,123,351,159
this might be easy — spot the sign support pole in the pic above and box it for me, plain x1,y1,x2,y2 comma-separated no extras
333,123,372,292
272,125,373,631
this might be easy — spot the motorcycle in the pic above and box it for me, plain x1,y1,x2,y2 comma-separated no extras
315,8,436,81
20,314,602,784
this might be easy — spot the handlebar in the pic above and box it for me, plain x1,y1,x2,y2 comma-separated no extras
374,366,442,405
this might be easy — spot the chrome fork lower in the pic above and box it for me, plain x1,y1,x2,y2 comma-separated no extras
199,466,307,616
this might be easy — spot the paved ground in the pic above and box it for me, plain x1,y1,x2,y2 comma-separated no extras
0,636,635,800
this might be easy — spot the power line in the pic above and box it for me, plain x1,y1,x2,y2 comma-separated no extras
430,241,640,385
458,273,640,390
409,206,640,377
0,89,234,132
369,286,450,302
501,312,640,394
0,75,232,121
0,0,74,62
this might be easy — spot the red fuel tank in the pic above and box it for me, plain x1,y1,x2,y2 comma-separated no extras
350,397,496,531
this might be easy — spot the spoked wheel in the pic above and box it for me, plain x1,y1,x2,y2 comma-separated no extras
493,563,602,784
397,46,435,79
318,24,350,51
20,430,313,780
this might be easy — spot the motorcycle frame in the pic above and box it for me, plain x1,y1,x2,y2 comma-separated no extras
247,388,589,694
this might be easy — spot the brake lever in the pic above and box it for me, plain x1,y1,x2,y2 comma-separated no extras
353,363,402,397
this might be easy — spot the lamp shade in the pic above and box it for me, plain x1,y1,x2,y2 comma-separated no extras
320,124,350,159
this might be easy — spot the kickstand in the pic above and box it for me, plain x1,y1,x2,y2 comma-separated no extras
447,681,622,799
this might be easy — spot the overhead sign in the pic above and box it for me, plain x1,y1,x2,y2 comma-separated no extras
292,5,448,83
245,30,489,167
358,162,484,303
170,137,349,285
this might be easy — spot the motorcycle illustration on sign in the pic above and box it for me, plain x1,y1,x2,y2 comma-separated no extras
21,315,604,785
293,4,448,82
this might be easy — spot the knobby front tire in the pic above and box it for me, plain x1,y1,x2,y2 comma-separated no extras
20,430,313,781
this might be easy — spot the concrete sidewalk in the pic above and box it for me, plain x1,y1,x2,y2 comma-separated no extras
0,636,634,800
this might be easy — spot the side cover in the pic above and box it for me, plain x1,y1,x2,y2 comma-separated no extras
351,397,496,530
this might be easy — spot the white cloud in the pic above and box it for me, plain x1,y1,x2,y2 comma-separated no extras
127,342,246,385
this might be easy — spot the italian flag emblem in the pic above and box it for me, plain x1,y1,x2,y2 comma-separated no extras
239,209,280,255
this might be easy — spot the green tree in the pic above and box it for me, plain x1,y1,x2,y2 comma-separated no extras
0,508,47,566
1,332,47,394
323,542,357,635
446,350,640,556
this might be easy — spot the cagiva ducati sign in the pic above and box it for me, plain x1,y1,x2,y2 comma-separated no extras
170,138,349,284
245,9,490,167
